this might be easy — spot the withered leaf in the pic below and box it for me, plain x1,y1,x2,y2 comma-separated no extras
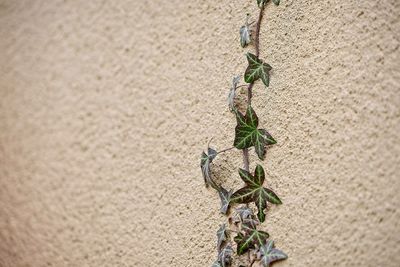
200,147,218,190
218,244,233,267
216,224,228,252
218,187,233,214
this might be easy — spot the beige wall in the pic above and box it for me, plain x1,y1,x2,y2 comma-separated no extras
0,0,399,266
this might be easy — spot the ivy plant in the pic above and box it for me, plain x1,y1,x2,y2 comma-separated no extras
200,1,288,266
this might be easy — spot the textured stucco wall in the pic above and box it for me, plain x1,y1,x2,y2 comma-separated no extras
0,0,399,266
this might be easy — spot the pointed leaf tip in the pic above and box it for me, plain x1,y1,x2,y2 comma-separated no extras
259,240,288,267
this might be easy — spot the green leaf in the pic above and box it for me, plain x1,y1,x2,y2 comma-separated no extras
231,186,257,204
230,165,282,222
259,240,288,267
218,187,232,214
257,0,267,7
200,147,218,190
218,244,233,267
233,106,276,160
239,168,260,187
234,226,269,255
216,224,228,252
272,0,280,6
253,129,276,160
244,53,272,87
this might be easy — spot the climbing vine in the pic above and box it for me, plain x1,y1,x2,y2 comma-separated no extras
200,1,287,266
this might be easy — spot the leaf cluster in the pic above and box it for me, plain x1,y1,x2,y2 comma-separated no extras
202,1,287,266
231,206,287,266
214,224,233,267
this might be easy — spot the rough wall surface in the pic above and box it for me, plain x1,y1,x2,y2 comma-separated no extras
0,0,399,266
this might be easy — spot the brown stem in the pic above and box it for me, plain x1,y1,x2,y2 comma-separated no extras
247,83,254,106
243,3,265,172
236,84,249,89
216,146,235,155
246,3,265,105
243,3,266,267
254,3,265,58
242,148,250,171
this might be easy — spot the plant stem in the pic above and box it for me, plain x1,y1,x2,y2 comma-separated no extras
236,84,249,89
243,3,266,266
242,148,250,171
254,3,265,58
247,3,265,105
243,3,265,169
216,147,235,155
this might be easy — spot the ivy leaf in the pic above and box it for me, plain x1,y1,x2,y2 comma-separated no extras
240,14,251,48
258,240,288,267
217,224,228,252
232,206,260,229
218,244,233,267
272,0,280,6
240,25,251,48
218,187,232,214
228,76,240,112
230,165,282,222
243,216,260,229
200,147,218,190
256,0,267,7
232,206,253,223
244,53,272,87
234,225,269,255
233,106,276,160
